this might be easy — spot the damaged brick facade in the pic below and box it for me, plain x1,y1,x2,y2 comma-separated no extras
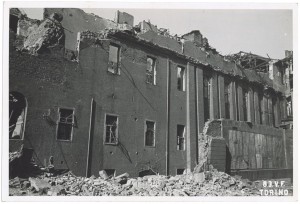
9,8,293,179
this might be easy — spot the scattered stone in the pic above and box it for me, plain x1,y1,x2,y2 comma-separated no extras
29,177,51,192
9,167,293,196
99,170,109,180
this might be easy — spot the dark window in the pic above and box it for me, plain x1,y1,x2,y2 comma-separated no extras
287,99,292,117
105,115,118,144
279,68,285,85
177,66,186,91
235,84,239,121
108,44,120,74
268,97,274,126
10,14,19,33
203,75,211,121
224,80,231,119
176,169,185,175
145,120,155,147
104,169,116,177
9,92,27,140
177,125,185,151
146,57,157,85
57,108,74,141
258,94,263,124
242,88,248,121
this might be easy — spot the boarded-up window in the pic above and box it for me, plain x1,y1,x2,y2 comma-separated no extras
224,80,231,119
105,114,118,144
108,44,120,74
146,57,157,85
177,66,185,91
145,120,155,147
203,75,211,121
177,125,185,151
57,108,74,141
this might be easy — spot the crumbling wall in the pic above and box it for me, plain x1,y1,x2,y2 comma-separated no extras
43,8,118,52
9,47,93,176
197,120,226,173
17,18,40,37
23,13,64,55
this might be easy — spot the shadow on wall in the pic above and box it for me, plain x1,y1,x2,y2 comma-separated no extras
117,139,133,164
225,146,232,174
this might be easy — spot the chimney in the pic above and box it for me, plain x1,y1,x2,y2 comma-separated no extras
285,50,293,58
202,37,209,48
182,30,203,46
139,20,158,33
115,10,134,27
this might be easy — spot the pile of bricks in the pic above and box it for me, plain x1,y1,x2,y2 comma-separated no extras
9,167,271,196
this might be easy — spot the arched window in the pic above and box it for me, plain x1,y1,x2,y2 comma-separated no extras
9,92,27,140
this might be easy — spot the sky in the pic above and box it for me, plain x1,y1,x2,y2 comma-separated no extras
21,8,293,59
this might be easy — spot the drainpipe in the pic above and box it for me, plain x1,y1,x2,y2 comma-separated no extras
195,68,199,164
186,62,191,173
86,98,94,177
165,58,170,175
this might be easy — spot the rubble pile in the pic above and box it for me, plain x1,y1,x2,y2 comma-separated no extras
9,146,44,179
23,13,64,54
9,167,272,196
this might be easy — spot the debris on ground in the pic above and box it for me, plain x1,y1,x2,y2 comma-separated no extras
9,145,44,179
8,165,293,196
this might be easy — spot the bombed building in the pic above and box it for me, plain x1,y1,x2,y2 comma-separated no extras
9,8,293,180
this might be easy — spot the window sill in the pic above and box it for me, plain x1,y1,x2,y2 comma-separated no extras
9,139,24,141
104,143,118,146
177,89,186,92
107,70,120,76
145,81,156,86
57,139,72,142
145,145,156,148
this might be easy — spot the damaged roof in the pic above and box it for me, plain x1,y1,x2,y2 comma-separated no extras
81,29,279,91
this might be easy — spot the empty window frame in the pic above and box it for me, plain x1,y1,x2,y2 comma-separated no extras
177,66,186,91
203,75,211,121
224,79,231,119
108,44,120,74
145,120,155,147
287,98,292,117
57,108,74,141
146,57,157,85
105,114,118,144
177,124,185,151
9,92,27,140
242,87,248,121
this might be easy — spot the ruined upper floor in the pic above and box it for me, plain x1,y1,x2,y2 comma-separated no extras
9,8,292,97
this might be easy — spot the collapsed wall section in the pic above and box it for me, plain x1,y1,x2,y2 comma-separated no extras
197,120,226,173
